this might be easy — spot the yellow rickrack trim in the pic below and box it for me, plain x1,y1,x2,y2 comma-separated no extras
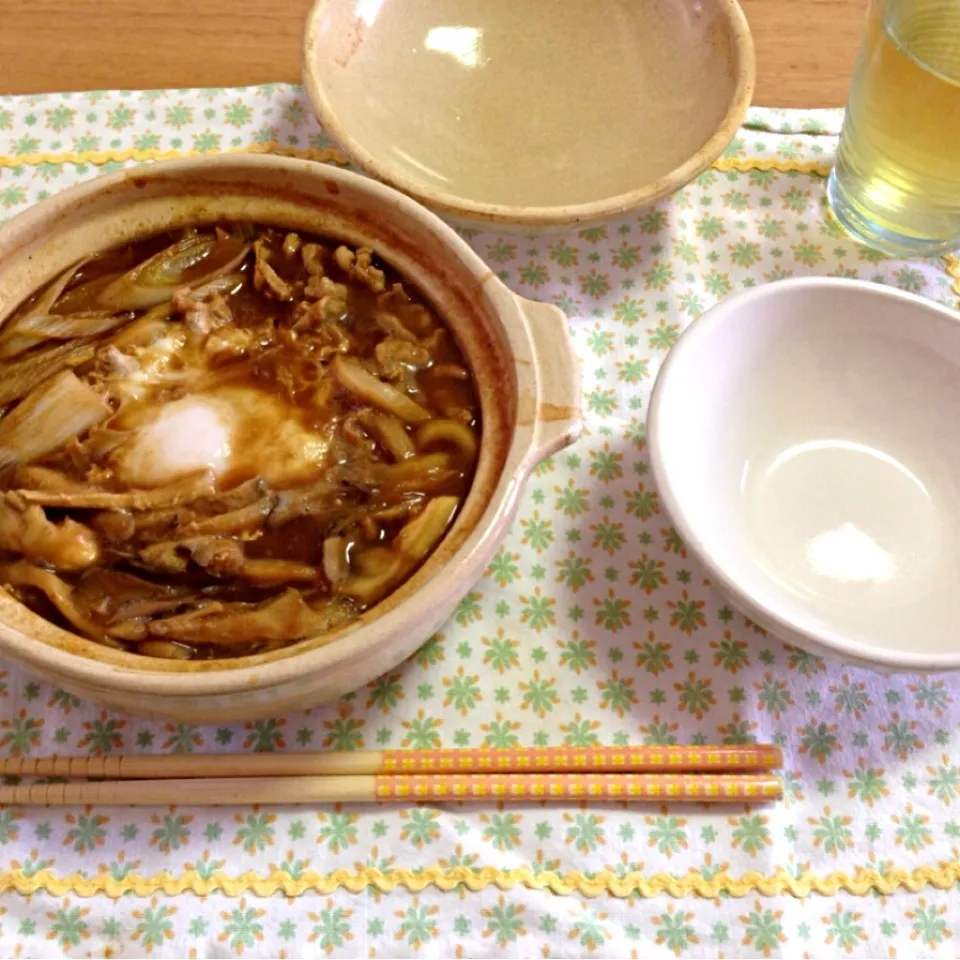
713,157,832,177
3,862,960,900
0,145,822,175
943,254,960,297
0,142,352,169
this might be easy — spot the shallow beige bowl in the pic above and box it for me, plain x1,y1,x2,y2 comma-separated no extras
302,0,754,229
0,155,581,721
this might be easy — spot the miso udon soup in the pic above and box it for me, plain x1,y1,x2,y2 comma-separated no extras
0,225,479,659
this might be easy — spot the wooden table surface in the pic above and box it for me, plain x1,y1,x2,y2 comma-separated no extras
0,0,866,107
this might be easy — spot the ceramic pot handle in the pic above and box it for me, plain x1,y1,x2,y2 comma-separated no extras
517,295,582,462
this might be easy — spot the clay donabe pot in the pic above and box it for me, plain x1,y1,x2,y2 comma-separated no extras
0,155,581,720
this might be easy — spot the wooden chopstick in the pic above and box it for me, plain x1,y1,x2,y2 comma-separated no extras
0,744,782,780
0,772,783,806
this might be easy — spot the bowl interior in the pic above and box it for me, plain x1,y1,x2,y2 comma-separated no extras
304,0,751,215
652,280,960,666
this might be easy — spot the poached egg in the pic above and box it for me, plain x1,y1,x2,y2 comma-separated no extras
111,386,330,490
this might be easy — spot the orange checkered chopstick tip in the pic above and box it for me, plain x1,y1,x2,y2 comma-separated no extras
0,744,782,781
378,745,782,774
374,772,783,804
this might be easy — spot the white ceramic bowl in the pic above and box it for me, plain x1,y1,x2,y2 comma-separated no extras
302,0,754,229
648,278,960,672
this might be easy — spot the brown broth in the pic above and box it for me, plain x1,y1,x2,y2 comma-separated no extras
0,225,480,659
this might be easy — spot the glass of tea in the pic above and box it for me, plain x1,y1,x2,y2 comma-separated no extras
827,0,960,258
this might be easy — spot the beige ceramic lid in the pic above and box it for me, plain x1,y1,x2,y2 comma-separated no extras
303,0,754,226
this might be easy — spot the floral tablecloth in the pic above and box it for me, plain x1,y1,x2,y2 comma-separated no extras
1,84,960,959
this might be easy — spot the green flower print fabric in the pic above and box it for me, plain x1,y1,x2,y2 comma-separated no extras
0,85,958,958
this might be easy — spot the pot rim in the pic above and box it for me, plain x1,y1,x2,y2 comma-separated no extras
301,0,756,227
0,154,560,696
